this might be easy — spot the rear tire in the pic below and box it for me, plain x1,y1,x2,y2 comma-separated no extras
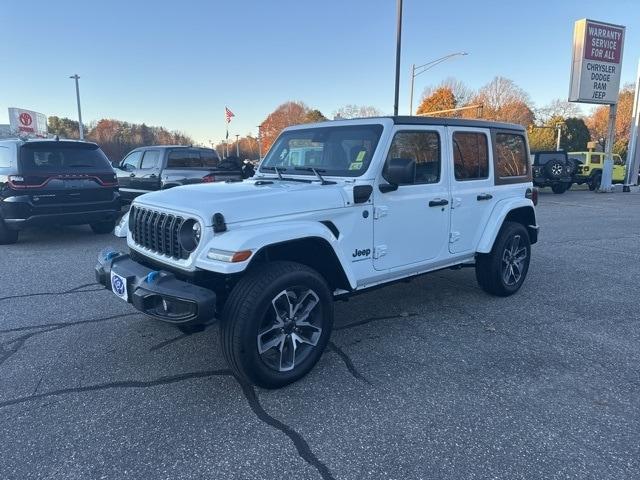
90,219,116,234
220,261,333,389
551,183,569,194
0,219,18,245
476,222,531,297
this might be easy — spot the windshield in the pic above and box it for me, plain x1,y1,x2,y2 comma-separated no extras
260,125,383,177
19,142,112,173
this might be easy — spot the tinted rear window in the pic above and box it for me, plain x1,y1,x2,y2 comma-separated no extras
167,149,219,168
19,142,112,173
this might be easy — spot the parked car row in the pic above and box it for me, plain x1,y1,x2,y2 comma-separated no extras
531,149,630,194
0,138,246,244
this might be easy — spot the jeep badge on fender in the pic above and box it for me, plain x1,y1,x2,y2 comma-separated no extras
95,116,538,389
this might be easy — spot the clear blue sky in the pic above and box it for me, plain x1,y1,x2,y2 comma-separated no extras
1,0,638,146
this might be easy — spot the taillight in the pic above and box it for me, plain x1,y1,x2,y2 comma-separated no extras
202,174,216,183
525,187,538,206
7,175,26,188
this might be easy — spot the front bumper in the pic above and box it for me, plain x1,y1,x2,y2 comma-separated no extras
95,252,217,326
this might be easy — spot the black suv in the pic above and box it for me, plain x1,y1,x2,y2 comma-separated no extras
0,139,121,244
530,150,576,194
116,146,243,202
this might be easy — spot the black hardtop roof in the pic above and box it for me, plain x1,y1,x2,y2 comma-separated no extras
387,116,526,131
132,145,214,150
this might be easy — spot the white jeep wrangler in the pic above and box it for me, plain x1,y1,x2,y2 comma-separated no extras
96,117,538,388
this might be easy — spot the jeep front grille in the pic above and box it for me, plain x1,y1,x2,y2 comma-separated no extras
129,205,189,260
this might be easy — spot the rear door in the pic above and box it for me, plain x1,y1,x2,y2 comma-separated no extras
448,127,495,254
132,149,162,192
372,126,450,271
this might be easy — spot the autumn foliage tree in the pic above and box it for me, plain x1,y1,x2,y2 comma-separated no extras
259,101,330,153
416,87,456,116
585,84,635,158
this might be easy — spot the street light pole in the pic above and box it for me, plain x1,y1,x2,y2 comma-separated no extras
408,52,468,115
257,125,262,160
235,134,240,157
69,74,84,139
393,0,403,116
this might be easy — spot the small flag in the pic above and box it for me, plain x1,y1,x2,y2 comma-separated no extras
225,107,235,123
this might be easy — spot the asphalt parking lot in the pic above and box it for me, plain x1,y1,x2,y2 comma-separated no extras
1,189,639,480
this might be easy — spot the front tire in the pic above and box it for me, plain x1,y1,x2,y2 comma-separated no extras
90,219,116,234
220,261,333,388
589,172,601,191
551,183,569,194
476,222,531,297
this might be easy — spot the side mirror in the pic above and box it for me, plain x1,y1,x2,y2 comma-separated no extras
381,158,415,191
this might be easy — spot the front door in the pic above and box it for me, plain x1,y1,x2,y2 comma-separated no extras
448,127,495,254
117,150,143,200
373,126,450,271
132,149,162,193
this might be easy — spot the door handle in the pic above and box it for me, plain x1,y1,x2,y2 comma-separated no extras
429,199,449,207
477,193,493,201
149,174,157,178
129,173,136,178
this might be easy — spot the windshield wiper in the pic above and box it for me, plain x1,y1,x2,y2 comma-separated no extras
260,166,311,183
293,167,335,185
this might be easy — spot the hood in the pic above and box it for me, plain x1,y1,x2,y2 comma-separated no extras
134,179,349,226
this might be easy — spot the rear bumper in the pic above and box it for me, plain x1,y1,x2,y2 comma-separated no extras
1,193,121,229
95,252,216,326
532,176,573,187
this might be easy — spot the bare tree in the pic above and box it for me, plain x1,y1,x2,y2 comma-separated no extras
421,77,475,107
535,99,583,124
332,104,383,119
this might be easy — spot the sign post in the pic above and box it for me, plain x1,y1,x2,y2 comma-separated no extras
623,59,640,191
8,108,48,138
568,19,625,192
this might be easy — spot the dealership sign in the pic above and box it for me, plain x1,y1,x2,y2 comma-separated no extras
569,19,625,104
8,107,48,137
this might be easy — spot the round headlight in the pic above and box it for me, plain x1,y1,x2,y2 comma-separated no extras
178,219,201,252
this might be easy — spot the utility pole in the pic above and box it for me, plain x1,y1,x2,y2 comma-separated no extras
257,125,262,160
556,122,563,151
235,134,240,157
408,52,468,115
623,59,640,191
69,74,84,139
393,0,403,116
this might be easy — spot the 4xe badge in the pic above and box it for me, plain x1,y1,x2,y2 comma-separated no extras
110,271,128,301
352,248,371,261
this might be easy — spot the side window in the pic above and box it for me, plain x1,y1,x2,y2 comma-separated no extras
495,133,528,178
201,150,219,167
384,131,441,185
591,154,602,165
121,151,143,170
140,150,160,170
0,146,11,168
167,150,203,168
453,132,489,181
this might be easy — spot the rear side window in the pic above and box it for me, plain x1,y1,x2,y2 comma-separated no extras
19,143,112,172
167,149,203,168
140,150,161,169
0,146,11,168
385,131,441,184
495,133,528,178
201,149,220,167
453,132,489,180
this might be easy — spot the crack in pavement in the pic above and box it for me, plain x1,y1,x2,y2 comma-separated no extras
328,341,371,385
149,333,190,352
0,369,233,408
0,367,335,480
335,312,418,331
0,313,138,335
0,326,63,368
237,380,336,480
0,283,105,303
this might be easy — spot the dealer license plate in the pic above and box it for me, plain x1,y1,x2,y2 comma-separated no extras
110,271,128,302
